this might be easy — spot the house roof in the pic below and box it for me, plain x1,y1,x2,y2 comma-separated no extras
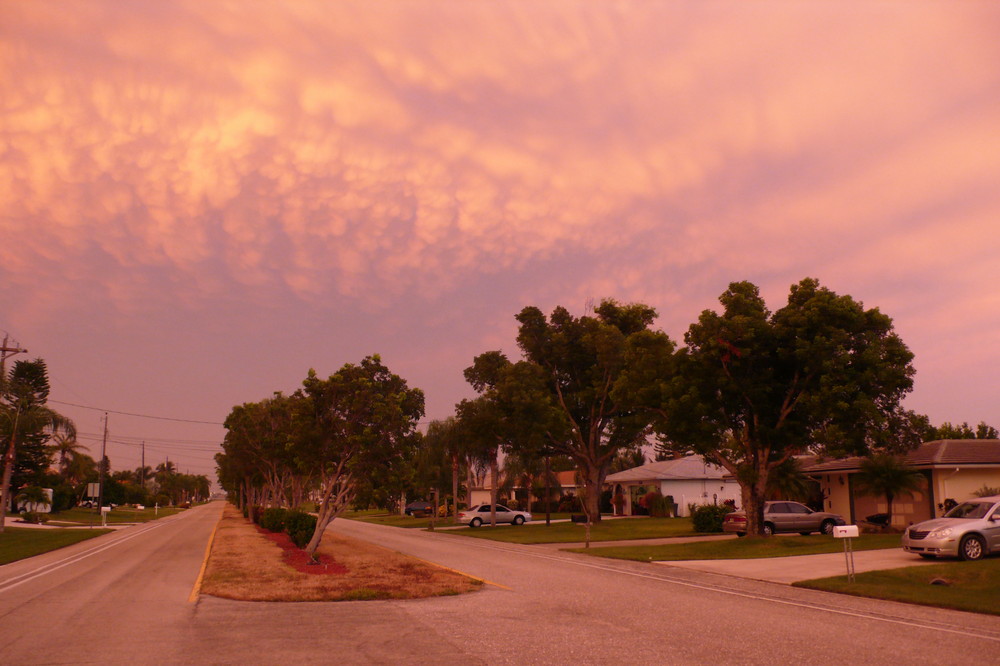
605,455,728,483
803,439,1000,474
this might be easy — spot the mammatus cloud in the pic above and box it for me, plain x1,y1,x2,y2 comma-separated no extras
2,2,999,446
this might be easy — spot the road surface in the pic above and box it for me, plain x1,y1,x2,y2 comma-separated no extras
2,503,999,664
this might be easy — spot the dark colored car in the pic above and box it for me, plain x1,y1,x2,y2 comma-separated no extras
722,501,846,537
404,501,433,516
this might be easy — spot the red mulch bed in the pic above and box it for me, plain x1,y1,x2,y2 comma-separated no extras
256,526,348,575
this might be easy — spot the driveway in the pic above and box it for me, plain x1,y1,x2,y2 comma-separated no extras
658,547,938,584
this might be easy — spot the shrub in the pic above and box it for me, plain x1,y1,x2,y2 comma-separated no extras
283,510,318,549
259,507,288,533
531,499,558,514
646,492,675,518
972,485,1000,498
20,512,50,524
557,493,582,513
691,503,734,533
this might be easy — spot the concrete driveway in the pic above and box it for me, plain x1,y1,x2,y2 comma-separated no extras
658,547,938,584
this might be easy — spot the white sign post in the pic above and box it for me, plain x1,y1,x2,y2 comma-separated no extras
101,506,111,528
833,525,860,582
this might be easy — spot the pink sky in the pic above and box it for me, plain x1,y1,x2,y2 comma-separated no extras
2,1,999,480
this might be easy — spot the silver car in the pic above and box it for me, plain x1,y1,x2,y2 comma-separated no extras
902,494,1000,561
457,504,531,527
722,500,846,537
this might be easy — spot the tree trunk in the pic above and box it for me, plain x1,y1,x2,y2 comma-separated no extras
451,453,460,525
0,431,18,533
581,462,604,524
741,480,767,538
489,452,498,527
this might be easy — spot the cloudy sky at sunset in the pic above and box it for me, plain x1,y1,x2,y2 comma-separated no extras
2,1,999,479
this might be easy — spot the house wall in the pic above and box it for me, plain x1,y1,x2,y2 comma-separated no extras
818,474,853,516
662,479,741,516
931,468,1000,512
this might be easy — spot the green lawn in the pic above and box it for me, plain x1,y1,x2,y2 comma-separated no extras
46,506,185,526
436,517,697,544
572,533,902,561
795,557,1000,616
342,510,585,531
0,527,112,565
342,510,452,529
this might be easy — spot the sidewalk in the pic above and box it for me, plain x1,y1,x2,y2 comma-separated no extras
656,548,937,584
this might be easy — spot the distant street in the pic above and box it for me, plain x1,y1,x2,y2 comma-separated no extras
3,505,1000,664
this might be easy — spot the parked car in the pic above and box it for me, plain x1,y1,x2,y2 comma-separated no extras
902,494,1000,561
722,501,846,537
457,504,532,527
404,501,433,516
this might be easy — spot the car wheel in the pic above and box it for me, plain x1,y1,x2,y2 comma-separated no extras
762,523,774,537
512,515,525,526
470,517,482,528
736,532,746,538
799,531,812,536
821,520,835,536
959,534,986,561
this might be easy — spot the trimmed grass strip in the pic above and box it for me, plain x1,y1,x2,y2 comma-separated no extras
571,533,902,561
435,517,698,544
794,557,1000,616
0,527,112,565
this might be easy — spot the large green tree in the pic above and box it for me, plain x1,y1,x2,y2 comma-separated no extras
623,279,915,537
299,355,424,558
469,300,674,523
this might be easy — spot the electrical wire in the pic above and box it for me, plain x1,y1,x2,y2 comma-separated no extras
49,399,224,425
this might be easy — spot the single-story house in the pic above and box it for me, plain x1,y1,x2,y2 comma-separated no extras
469,470,581,508
803,439,1000,529
605,455,742,517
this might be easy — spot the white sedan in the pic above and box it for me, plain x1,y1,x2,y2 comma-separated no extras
458,504,532,527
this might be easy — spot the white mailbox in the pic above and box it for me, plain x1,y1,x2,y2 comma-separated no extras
833,525,859,539
101,506,111,514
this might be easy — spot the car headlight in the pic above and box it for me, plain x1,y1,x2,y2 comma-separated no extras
928,527,953,539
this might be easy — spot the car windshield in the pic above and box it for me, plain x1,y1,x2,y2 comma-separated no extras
945,501,992,519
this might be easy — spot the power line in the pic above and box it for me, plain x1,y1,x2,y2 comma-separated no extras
49,400,224,425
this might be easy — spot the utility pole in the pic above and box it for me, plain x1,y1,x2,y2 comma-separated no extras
0,333,28,383
0,334,27,532
140,441,145,491
96,413,108,512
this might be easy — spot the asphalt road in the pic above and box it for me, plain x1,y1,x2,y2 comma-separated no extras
3,504,1000,665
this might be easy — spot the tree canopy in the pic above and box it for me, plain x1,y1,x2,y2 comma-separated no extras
464,300,675,522
621,278,915,536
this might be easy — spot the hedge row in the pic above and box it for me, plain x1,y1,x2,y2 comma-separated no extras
249,506,318,549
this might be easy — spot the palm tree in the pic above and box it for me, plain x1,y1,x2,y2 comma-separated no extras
766,457,816,503
854,454,925,529
14,485,51,513
48,432,85,480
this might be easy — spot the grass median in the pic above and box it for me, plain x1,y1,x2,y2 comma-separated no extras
570,533,902,560
201,504,483,602
794,557,1000,616
0,527,112,565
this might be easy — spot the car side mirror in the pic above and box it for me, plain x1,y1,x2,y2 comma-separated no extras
990,514,1000,522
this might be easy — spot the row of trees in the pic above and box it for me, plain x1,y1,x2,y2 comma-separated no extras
217,277,993,540
1,357,210,531
449,278,920,537
216,355,425,559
